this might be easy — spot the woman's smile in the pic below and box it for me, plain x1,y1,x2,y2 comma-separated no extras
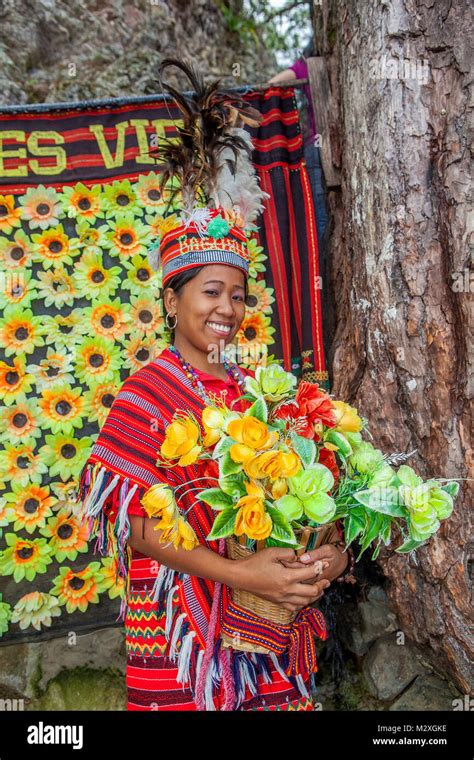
205,320,233,337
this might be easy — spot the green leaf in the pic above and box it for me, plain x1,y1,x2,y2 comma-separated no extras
359,512,385,552
396,537,428,553
324,430,353,458
290,432,316,468
441,482,460,499
196,488,234,510
354,487,407,516
244,396,268,423
265,504,298,545
219,451,242,477
206,506,237,541
219,473,246,500
344,508,365,545
371,540,382,560
266,536,304,550
212,436,234,460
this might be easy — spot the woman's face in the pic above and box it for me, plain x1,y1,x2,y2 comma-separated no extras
164,264,247,353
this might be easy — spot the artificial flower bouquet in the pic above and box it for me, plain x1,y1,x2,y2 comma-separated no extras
141,364,460,642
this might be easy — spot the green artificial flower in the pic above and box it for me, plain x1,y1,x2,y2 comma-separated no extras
35,266,78,308
0,268,38,310
18,185,62,230
0,534,53,582
369,463,398,488
59,183,105,222
0,228,34,270
0,396,42,446
10,591,61,631
0,594,12,636
102,180,140,218
206,215,230,238
74,250,122,300
75,218,110,254
103,213,152,258
245,363,297,402
275,463,336,524
0,304,47,357
122,253,160,296
74,335,122,385
39,433,93,481
347,441,385,477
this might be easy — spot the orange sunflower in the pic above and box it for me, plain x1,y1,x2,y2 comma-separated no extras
40,512,90,562
31,224,80,269
82,299,131,341
38,385,85,435
51,563,107,613
0,356,35,406
0,194,22,234
82,381,121,427
1,397,41,444
3,482,55,534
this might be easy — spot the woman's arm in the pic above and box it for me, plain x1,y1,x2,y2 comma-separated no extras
267,69,297,85
128,515,332,612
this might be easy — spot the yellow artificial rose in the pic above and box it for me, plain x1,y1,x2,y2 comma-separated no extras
202,406,226,447
332,400,362,433
234,480,266,510
235,501,272,541
161,416,202,466
141,484,175,518
174,518,199,551
243,450,280,479
278,450,302,478
227,417,278,461
271,477,288,499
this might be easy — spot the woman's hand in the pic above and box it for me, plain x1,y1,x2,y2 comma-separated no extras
233,547,332,613
280,544,349,583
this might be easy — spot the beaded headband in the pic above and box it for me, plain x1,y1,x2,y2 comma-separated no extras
149,57,269,286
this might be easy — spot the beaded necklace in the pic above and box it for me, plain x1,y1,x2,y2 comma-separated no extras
167,343,246,404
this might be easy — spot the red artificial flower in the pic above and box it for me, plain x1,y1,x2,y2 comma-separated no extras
318,447,340,487
273,382,337,440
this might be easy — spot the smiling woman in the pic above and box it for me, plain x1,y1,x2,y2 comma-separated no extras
76,56,334,712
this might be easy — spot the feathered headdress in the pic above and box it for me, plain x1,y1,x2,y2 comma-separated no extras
149,57,270,284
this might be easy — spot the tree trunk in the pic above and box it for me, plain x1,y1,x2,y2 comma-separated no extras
315,0,473,694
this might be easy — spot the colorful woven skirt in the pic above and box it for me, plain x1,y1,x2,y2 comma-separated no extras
125,554,316,711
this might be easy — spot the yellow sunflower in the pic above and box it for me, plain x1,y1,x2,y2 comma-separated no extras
0,229,33,270
0,534,53,582
37,385,85,435
0,397,41,444
129,294,163,335
82,299,132,341
3,482,55,534
0,269,37,309
73,250,121,300
40,512,90,562
51,562,107,614
245,279,275,315
74,335,121,385
236,312,276,350
0,194,22,234
31,224,80,269
26,347,75,391
36,267,77,308
0,442,48,485
60,182,104,221
18,185,62,229
0,304,46,356
104,214,152,258
121,334,165,373
82,381,121,427
0,356,35,406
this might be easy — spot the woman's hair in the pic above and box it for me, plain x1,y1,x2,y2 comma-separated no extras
162,266,249,339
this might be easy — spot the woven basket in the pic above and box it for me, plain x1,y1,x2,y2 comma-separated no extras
221,522,339,653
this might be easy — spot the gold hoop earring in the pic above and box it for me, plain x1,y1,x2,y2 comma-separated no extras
166,312,178,330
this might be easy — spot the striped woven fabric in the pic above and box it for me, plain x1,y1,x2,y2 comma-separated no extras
77,347,325,710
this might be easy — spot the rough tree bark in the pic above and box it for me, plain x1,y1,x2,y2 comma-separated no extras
313,0,473,694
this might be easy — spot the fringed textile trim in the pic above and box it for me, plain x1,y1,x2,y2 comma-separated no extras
220,596,328,678
77,461,145,613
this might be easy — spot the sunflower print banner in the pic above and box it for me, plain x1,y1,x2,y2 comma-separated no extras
0,88,327,642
